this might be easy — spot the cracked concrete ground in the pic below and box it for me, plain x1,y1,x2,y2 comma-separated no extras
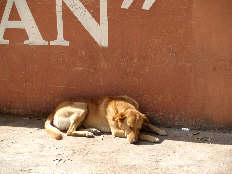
0,114,232,174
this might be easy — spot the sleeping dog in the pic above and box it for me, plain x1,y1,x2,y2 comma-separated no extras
45,96,167,144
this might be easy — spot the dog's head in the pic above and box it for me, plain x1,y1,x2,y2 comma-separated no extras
113,109,149,144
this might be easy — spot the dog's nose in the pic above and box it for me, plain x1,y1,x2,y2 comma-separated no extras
129,138,137,144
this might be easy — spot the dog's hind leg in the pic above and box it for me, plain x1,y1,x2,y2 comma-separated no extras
143,123,168,136
79,128,101,135
69,130,94,137
67,121,95,137
66,108,94,137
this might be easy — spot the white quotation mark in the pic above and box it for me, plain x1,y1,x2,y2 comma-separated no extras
121,0,156,10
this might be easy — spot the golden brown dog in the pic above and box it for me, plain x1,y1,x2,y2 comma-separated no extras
45,96,167,144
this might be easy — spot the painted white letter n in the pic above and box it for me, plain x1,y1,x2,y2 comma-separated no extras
51,0,108,47
0,0,48,45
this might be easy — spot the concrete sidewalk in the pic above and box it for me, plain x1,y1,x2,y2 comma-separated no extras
0,114,232,174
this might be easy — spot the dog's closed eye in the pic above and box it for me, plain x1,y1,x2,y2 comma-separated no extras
112,112,126,121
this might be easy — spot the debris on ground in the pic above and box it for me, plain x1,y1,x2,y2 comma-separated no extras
182,128,190,131
100,135,104,140
196,136,214,143
53,158,62,165
192,131,200,135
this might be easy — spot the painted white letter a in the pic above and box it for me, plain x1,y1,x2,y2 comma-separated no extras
0,0,48,45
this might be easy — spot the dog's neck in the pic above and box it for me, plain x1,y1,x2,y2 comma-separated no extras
113,100,136,115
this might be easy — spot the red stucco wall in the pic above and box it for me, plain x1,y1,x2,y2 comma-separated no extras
0,0,232,128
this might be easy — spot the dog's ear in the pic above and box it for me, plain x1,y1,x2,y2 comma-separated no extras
141,114,150,123
112,112,126,121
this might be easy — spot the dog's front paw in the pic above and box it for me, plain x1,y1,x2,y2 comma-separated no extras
86,132,94,138
158,129,168,136
150,137,160,143
89,128,101,135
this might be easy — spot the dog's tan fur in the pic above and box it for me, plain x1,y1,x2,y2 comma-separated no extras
45,96,167,144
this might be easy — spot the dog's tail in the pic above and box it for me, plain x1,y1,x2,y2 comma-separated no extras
44,111,62,140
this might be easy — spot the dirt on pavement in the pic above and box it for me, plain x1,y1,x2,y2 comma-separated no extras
0,114,232,174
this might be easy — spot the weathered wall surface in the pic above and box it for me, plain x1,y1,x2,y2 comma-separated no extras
0,0,231,128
